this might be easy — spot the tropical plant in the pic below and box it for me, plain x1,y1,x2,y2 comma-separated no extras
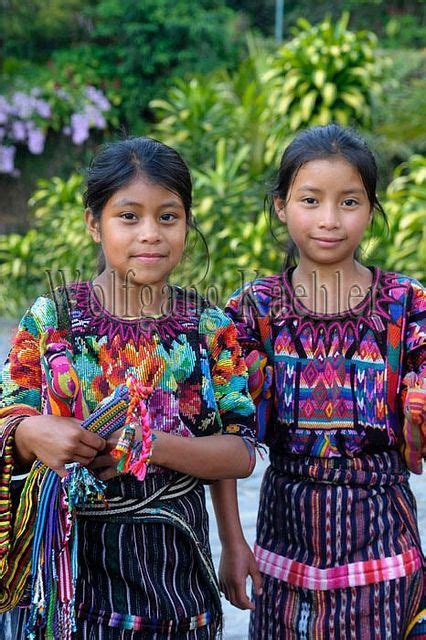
378,155,425,279
151,36,290,177
270,13,388,131
174,138,283,301
150,75,226,168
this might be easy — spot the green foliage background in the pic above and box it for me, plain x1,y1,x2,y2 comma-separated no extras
0,4,424,316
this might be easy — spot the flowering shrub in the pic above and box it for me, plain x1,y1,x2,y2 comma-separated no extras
0,84,111,176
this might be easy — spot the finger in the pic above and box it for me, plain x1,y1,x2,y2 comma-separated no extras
75,443,103,460
250,565,264,596
104,439,120,453
80,430,106,451
71,455,98,467
69,418,84,426
90,455,116,470
230,585,254,611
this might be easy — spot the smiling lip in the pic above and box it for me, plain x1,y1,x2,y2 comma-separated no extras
132,253,166,262
311,237,343,245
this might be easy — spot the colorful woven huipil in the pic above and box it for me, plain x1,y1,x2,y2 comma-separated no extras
0,283,255,639
226,267,425,640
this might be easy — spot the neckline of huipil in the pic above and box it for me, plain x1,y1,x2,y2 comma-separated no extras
282,265,381,320
70,281,202,342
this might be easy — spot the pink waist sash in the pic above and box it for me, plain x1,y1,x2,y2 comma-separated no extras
254,543,422,591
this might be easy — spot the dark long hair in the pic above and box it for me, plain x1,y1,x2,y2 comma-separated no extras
267,124,388,268
84,137,207,273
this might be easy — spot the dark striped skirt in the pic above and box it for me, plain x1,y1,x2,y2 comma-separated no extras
2,472,222,639
74,471,222,639
250,451,424,640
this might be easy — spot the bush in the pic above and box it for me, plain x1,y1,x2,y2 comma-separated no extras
371,49,426,175
54,0,246,123
0,75,116,176
379,155,425,280
270,13,389,131
0,174,96,316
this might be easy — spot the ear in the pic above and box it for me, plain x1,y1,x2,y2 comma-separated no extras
274,196,287,223
85,208,101,243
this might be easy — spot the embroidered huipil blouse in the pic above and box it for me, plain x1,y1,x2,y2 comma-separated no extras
225,267,425,467
0,283,255,443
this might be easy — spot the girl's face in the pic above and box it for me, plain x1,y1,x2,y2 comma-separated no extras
85,178,187,288
275,157,372,269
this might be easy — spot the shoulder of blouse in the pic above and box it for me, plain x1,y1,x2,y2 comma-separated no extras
226,274,284,316
379,271,425,313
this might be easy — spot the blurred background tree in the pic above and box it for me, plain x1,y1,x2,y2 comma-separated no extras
225,0,426,46
0,1,424,315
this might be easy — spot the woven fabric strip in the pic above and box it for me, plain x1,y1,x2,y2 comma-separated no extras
77,604,213,632
255,543,422,591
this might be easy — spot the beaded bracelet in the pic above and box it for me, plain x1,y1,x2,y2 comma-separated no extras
111,374,154,481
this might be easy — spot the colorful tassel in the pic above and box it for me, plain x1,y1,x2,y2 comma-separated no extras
111,374,154,481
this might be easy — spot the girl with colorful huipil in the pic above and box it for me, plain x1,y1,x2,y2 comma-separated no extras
0,137,256,639
213,124,425,639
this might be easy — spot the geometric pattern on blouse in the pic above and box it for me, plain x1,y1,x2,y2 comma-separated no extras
225,267,425,459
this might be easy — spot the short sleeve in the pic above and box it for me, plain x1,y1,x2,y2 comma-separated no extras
400,280,426,473
225,283,274,442
199,307,255,439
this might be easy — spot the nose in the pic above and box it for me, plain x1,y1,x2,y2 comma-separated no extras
318,205,340,229
137,218,161,243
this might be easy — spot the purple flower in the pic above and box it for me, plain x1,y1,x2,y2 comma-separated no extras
86,86,110,112
11,92,33,119
27,127,45,154
70,112,90,144
0,145,16,174
35,99,51,119
11,120,27,142
84,104,106,130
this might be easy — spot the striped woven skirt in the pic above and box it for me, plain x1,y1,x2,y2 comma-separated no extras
3,472,221,639
74,471,222,639
250,451,424,640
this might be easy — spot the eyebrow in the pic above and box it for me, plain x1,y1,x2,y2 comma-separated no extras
111,198,184,208
296,185,365,195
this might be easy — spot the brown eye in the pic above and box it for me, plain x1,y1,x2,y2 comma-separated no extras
160,212,177,222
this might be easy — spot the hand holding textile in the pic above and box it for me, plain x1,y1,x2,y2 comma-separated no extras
14,415,106,476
